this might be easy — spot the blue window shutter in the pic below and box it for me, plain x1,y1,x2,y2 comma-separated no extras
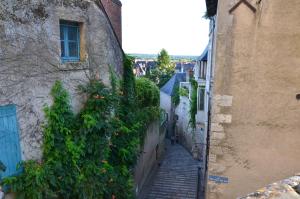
0,105,22,179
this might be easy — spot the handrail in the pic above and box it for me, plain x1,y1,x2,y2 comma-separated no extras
196,167,201,199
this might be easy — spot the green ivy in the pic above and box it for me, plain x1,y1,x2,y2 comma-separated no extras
135,77,159,108
189,78,198,129
171,85,180,107
2,57,160,199
179,87,189,97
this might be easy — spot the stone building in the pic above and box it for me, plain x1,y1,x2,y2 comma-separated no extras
0,0,123,179
175,48,208,161
204,0,300,198
160,73,186,138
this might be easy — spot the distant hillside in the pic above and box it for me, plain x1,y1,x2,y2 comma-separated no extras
129,53,198,61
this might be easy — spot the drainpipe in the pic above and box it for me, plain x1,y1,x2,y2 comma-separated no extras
203,16,216,198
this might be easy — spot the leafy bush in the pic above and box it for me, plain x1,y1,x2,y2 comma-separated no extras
136,77,159,108
2,56,160,199
189,78,198,129
2,161,56,199
179,87,189,97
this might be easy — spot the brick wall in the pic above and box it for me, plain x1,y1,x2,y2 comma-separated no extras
101,0,122,45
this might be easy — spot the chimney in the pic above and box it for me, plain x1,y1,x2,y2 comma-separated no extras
101,0,122,45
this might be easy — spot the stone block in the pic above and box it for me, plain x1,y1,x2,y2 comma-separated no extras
210,139,222,146
211,123,224,132
210,146,223,155
212,114,232,124
209,163,226,174
211,132,226,140
209,154,217,163
212,103,221,114
218,95,233,107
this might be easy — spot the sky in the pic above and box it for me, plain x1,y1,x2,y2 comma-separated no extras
121,0,209,56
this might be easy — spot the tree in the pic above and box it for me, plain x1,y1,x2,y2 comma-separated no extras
157,49,171,69
146,49,175,88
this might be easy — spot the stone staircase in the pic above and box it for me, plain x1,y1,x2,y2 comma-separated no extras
140,143,201,199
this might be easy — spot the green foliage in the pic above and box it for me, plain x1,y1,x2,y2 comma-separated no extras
172,85,180,107
146,49,175,88
179,87,189,97
109,65,119,95
76,80,134,199
121,55,136,124
189,78,198,129
2,161,56,199
1,56,162,199
157,49,171,69
135,77,159,108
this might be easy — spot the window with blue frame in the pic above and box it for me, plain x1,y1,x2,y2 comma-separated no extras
60,20,80,62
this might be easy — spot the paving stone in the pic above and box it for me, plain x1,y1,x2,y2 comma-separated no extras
140,143,201,199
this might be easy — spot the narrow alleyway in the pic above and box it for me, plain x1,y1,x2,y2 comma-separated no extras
140,143,200,199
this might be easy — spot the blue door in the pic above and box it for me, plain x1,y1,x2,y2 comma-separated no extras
0,105,22,180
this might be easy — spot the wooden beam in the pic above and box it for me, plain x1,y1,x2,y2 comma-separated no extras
229,0,256,14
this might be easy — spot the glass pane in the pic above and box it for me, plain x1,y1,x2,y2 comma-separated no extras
60,26,64,41
61,41,65,57
68,27,78,41
68,41,78,57
200,88,205,110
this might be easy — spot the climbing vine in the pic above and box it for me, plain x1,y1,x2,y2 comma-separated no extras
1,56,160,199
189,78,198,129
171,85,180,107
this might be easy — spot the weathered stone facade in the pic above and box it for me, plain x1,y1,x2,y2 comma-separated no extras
0,0,123,160
206,0,300,198
134,120,167,197
239,174,300,199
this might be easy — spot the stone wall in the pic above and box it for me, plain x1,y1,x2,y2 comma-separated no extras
175,95,193,151
0,0,123,160
175,90,205,160
206,0,300,198
160,91,173,138
134,120,167,197
239,174,300,199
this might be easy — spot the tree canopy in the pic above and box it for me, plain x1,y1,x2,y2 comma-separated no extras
146,49,175,88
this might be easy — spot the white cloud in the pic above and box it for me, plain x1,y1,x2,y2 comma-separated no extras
121,0,209,56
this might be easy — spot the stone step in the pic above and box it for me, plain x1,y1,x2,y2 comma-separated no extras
140,143,201,199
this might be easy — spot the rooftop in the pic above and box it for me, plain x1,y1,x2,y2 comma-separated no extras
198,46,208,61
160,73,186,96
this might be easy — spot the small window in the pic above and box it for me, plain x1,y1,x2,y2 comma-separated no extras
198,86,205,111
60,20,80,62
199,61,207,80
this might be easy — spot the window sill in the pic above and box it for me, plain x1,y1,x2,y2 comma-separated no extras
59,60,89,71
